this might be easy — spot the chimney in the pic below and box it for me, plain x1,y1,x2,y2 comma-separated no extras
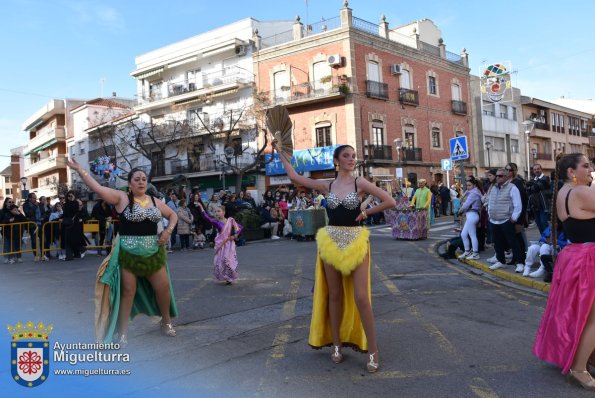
112,92,117,97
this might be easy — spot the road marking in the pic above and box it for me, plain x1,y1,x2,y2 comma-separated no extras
257,257,303,396
469,377,501,398
389,272,459,278
176,278,211,305
374,264,462,363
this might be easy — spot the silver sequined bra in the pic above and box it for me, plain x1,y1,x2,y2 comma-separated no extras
326,191,360,210
121,203,162,223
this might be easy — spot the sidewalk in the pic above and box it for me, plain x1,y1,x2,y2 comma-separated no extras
445,224,551,293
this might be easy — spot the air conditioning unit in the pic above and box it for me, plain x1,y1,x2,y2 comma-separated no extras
235,45,247,56
390,64,402,75
327,54,342,67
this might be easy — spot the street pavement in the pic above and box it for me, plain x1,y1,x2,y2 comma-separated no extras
1,221,590,398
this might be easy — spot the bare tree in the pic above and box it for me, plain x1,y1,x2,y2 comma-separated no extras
92,115,195,182
183,98,271,193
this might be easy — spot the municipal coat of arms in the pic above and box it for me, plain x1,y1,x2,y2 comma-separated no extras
7,321,53,387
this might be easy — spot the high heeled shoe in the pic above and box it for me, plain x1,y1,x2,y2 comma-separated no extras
331,345,343,364
160,321,176,337
568,369,595,390
366,352,379,373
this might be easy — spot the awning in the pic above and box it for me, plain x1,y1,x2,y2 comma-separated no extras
23,138,58,156
133,66,165,80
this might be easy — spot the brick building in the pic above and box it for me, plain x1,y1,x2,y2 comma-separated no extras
255,2,473,190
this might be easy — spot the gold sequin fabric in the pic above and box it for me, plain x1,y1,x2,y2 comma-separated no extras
122,203,162,223
325,226,365,250
326,192,360,210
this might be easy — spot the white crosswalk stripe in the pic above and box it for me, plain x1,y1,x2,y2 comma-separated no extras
366,217,460,240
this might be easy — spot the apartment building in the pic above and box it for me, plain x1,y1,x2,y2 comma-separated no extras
129,17,294,194
470,78,524,175
254,3,472,189
521,96,594,177
21,99,85,199
68,97,134,196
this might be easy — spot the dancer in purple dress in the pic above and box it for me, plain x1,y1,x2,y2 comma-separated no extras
197,203,243,284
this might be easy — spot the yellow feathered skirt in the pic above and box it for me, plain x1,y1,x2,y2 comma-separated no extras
309,226,371,352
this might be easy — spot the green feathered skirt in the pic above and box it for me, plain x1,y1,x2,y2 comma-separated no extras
95,235,178,343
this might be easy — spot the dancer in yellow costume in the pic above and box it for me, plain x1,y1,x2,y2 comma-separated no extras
274,143,396,373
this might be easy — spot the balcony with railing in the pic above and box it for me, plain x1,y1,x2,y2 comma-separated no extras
24,155,67,176
402,147,423,162
25,126,65,155
368,145,392,161
399,88,419,106
451,100,467,115
152,153,258,179
260,76,349,107
137,66,254,109
535,152,553,161
365,80,389,100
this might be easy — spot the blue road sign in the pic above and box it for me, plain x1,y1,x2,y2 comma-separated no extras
449,136,469,161
441,158,452,171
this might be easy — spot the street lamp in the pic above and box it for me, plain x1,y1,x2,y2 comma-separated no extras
522,120,535,180
20,176,28,200
485,141,492,168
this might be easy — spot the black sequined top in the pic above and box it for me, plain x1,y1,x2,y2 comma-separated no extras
118,197,162,236
562,190,595,243
325,178,362,227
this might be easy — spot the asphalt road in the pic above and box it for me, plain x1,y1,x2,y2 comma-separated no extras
1,221,590,397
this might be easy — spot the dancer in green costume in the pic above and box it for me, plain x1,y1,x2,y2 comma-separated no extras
68,159,179,345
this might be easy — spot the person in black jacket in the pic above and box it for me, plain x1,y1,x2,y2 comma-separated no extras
61,191,83,260
526,163,552,234
505,163,528,265
1,197,15,261
91,199,112,255
2,205,27,263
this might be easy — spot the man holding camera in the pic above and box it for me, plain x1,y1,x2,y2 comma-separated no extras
527,163,552,234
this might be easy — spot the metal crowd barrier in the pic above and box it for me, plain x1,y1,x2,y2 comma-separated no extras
0,219,119,262
0,221,40,260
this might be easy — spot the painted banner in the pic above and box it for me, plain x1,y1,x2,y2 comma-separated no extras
265,145,338,176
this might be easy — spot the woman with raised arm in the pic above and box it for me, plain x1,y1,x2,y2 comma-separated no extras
67,159,178,345
533,153,595,390
274,143,396,373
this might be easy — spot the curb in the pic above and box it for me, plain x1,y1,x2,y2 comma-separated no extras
462,258,550,293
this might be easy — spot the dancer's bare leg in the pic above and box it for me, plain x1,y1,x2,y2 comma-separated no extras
570,303,595,383
146,266,172,325
118,268,137,335
352,254,378,356
323,262,344,347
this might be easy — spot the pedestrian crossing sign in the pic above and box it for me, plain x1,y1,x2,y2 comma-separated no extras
449,136,469,161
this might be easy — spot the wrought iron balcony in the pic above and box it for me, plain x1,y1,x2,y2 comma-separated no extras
451,100,467,115
365,80,389,100
402,147,422,162
536,152,552,161
368,145,392,161
260,76,349,107
399,88,419,106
